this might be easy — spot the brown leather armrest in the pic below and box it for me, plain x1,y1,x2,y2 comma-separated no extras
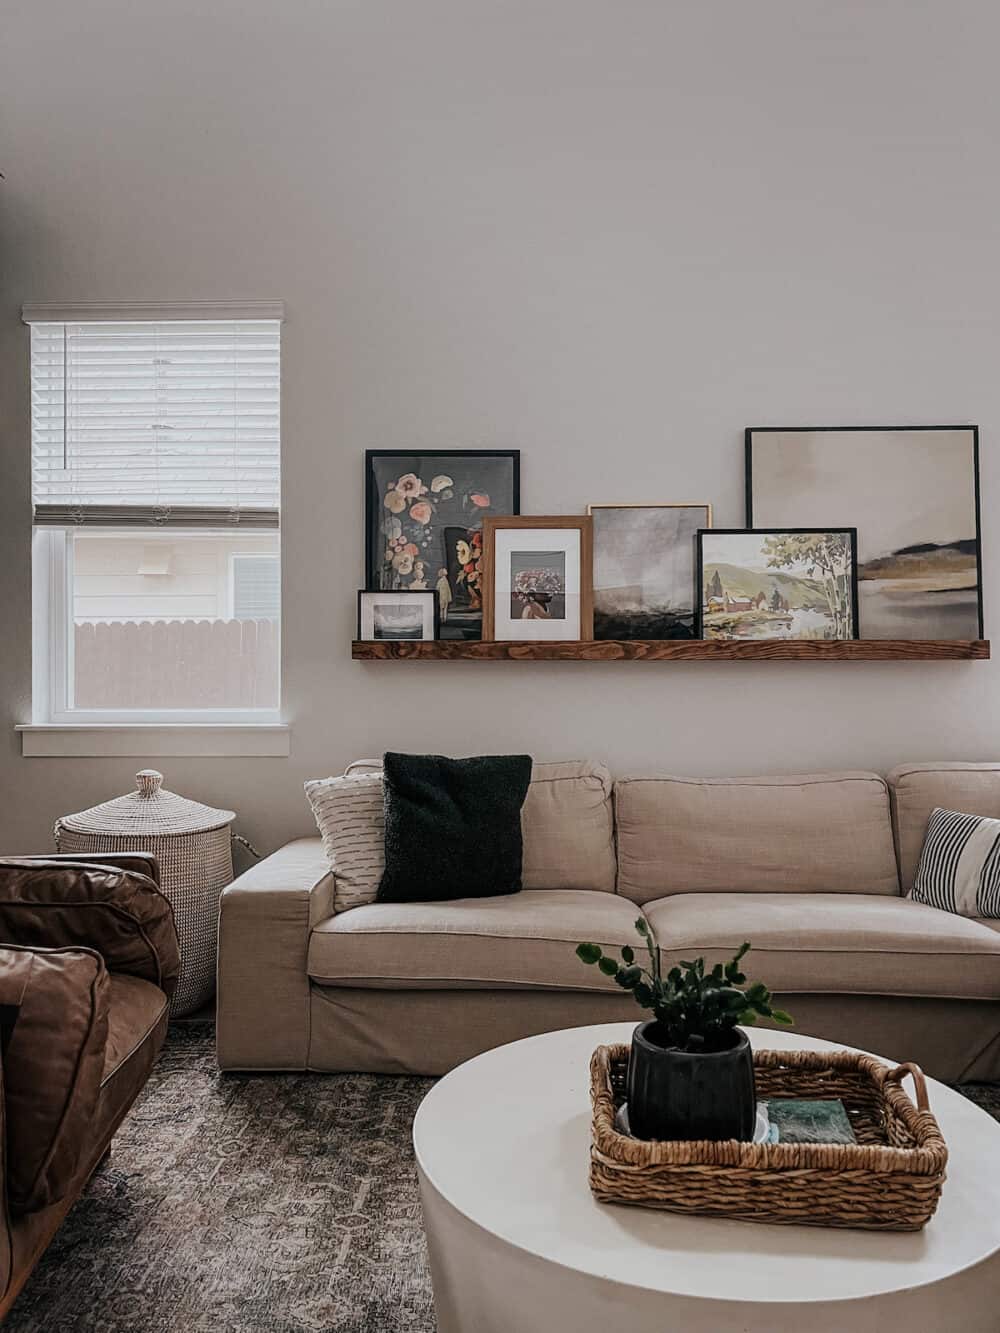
0,944,109,1214
41,852,162,887
0,859,180,997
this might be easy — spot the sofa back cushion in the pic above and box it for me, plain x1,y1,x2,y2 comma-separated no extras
0,944,109,1213
615,771,900,904
521,760,616,892
889,763,1000,893
306,758,617,906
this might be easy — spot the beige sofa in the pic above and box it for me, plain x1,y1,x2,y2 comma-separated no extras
216,761,1000,1082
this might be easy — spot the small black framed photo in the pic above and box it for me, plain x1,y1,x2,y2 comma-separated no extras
697,529,860,642
357,589,439,642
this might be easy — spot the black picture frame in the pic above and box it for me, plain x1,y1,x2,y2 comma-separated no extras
357,588,440,642
364,449,520,641
745,425,984,639
696,527,860,641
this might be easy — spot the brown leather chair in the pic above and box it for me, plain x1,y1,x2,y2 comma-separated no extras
0,853,179,1319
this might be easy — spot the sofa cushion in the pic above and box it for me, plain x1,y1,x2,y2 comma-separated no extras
307,889,640,990
378,752,533,903
889,763,1000,893
910,807,1000,918
615,772,900,904
303,772,384,912
643,892,1000,1001
305,759,617,902
0,944,110,1214
521,760,616,893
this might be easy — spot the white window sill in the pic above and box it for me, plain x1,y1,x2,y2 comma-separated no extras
16,724,291,758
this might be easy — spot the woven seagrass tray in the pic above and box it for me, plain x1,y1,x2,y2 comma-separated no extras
589,1044,948,1231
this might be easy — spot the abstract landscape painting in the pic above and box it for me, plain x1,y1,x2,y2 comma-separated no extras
699,529,858,641
589,504,709,639
747,428,982,639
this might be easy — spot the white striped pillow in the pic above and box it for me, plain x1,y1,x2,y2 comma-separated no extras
304,772,384,912
910,807,1000,918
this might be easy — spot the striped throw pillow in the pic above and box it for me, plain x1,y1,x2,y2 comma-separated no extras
910,807,1000,918
304,772,384,912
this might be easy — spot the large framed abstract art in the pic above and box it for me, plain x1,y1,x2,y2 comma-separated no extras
365,450,520,640
746,427,983,639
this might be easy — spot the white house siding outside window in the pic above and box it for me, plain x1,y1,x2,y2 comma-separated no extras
26,307,282,722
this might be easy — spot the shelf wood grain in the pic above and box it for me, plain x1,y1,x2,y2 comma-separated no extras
352,639,991,662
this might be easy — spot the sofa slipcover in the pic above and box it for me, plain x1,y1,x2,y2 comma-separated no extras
644,892,1000,1000
615,772,900,903
308,889,636,991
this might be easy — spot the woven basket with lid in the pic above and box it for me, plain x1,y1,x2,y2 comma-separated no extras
55,770,235,1016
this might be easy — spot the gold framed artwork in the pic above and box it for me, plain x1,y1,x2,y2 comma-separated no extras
587,503,712,640
482,516,593,641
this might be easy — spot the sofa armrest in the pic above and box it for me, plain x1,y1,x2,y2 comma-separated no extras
216,839,334,1070
0,944,109,1216
0,859,179,997
42,852,162,886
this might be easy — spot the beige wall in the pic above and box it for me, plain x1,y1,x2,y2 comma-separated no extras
0,1,998,853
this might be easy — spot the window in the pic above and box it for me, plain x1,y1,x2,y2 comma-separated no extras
27,307,282,723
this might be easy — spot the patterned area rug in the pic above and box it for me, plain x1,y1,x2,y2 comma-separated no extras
9,1025,435,1333
8,1025,1000,1332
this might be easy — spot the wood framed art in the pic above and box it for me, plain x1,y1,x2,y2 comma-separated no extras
697,528,859,642
364,450,520,640
587,503,712,640
746,426,983,639
357,589,439,641
482,516,593,641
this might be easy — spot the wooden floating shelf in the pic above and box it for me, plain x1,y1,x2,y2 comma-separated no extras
353,639,990,662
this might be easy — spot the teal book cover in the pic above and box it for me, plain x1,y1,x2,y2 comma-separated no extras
764,1099,857,1145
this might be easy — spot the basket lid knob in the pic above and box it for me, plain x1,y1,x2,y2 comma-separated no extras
135,769,164,798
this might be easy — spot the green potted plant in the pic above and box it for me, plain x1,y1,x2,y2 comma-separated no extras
577,922,792,1141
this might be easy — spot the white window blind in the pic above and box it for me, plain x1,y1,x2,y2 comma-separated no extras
28,318,281,527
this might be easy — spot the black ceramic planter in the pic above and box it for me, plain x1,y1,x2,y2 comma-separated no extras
626,1021,756,1141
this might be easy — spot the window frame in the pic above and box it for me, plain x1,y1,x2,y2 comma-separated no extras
26,302,284,728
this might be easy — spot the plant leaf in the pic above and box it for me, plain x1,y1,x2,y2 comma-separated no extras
634,918,649,936
598,956,619,977
621,945,634,965
576,943,602,965
771,1009,794,1025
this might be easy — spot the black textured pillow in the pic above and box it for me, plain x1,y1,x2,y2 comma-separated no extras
377,753,533,903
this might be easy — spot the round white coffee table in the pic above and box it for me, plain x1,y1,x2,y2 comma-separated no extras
413,1024,1000,1333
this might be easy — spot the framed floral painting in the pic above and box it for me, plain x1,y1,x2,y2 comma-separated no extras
365,451,520,640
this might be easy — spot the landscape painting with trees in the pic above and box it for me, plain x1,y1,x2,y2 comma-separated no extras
699,529,859,641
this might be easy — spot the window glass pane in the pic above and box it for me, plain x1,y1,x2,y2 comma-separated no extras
70,530,279,710
232,555,280,620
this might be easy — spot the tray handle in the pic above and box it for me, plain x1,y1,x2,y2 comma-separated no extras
884,1061,929,1112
